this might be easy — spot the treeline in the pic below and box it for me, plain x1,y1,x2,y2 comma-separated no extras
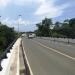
0,22,17,54
35,18,75,39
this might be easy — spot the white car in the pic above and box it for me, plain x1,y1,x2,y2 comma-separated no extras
28,34,35,39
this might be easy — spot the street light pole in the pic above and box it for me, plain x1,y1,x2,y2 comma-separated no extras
0,16,1,24
18,15,22,37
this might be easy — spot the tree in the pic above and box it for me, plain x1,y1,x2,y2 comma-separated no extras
56,19,75,38
54,22,60,30
35,18,53,37
42,18,52,26
69,18,75,28
35,17,75,38
64,19,69,24
69,18,75,38
0,23,16,54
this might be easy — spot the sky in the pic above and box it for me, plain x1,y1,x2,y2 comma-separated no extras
0,0,75,32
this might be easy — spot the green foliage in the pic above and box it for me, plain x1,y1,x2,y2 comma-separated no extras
0,37,6,48
35,17,75,39
54,22,60,31
69,18,75,28
36,18,52,37
52,32,66,38
0,23,16,54
53,18,75,38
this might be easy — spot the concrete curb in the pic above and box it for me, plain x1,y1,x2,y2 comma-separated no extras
0,38,21,75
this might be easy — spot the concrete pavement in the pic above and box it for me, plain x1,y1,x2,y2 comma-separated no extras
34,38,75,58
22,37,75,75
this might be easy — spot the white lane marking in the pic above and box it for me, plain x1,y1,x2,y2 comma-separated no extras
22,41,33,75
32,40,75,61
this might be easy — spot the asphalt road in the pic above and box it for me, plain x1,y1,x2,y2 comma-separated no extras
22,37,75,75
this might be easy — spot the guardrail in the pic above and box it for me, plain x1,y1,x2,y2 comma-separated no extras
0,39,17,71
37,37,75,45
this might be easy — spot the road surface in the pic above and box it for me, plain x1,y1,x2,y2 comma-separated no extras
22,37,75,75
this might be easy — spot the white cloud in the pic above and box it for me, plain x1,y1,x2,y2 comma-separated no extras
0,0,11,7
0,0,70,25
0,0,33,7
1,17,14,27
1,17,36,27
34,0,70,18
13,0,33,6
16,18,33,25
1,17,37,31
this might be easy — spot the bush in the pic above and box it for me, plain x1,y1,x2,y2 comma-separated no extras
0,23,16,54
52,32,66,38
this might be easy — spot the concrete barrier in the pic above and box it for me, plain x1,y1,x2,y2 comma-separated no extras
0,38,21,75
37,37,75,44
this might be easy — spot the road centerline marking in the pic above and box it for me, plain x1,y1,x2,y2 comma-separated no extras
32,40,75,61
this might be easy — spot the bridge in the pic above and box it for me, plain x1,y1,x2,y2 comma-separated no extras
0,36,75,75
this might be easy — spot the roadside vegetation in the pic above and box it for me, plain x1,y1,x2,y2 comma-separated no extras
35,18,75,39
0,22,17,54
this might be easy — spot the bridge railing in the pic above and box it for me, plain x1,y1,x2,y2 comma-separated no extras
37,37,75,45
0,38,21,75
0,39,17,71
